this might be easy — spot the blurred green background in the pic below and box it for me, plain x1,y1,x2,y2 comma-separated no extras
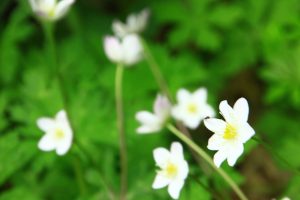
1,0,300,199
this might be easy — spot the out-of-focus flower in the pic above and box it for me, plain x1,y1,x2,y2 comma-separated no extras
136,94,171,134
29,0,75,21
171,88,215,129
104,34,143,66
204,98,255,167
37,110,73,156
152,142,189,199
112,8,150,38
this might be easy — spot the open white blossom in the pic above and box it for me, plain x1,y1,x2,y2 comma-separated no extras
104,34,143,66
29,0,75,21
204,98,255,167
136,94,171,134
152,142,189,199
112,8,150,38
172,88,215,129
37,110,73,156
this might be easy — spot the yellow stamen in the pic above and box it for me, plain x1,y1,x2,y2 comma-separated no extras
165,163,178,178
187,103,198,114
54,128,65,140
223,124,237,140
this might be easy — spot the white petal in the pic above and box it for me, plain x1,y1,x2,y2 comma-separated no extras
227,143,244,166
204,118,226,133
177,160,189,180
213,150,227,168
127,13,138,31
135,111,161,131
233,98,249,122
170,142,184,160
171,105,181,120
153,147,170,167
56,138,72,155
38,0,56,9
182,116,201,129
104,36,122,63
152,174,170,189
153,94,171,119
168,180,184,199
176,89,190,103
37,117,55,132
219,100,235,124
136,125,160,134
54,0,75,20
238,123,255,143
122,34,142,65
137,8,150,31
38,134,56,151
193,88,207,103
207,134,225,150
29,0,38,11
112,20,128,38
56,109,67,122
202,104,215,118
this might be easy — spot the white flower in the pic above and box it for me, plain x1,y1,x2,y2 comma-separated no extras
29,0,75,21
171,88,215,129
136,94,171,134
152,142,189,199
104,34,143,66
37,110,73,156
204,98,255,167
112,8,150,38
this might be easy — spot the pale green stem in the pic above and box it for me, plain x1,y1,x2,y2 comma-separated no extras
141,38,212,174
42,22,115,199
167,124,248,200
140,38,172,100
115,64,127,200
72,155,87,195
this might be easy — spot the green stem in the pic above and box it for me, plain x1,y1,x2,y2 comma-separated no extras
141,38,212,174
72,155,87,195
167,124,248,200
42,22,116,199
115,64,127,200
141,38,172,100
42,22,56,79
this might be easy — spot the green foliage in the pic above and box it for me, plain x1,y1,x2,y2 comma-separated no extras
0,0,300,199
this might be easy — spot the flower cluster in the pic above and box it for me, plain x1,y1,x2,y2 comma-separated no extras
28,2,260,199
104,9,149,67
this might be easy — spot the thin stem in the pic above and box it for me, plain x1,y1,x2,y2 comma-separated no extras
115,64,127,200
72,155,87,195
141,38,172,100
42,23,116,199
167,124,248,200
141,38,212,174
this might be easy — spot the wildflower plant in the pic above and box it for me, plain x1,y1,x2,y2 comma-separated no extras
1,1,299,200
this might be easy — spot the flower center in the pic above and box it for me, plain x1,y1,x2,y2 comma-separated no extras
165,163,178,178
187,103,198,114
54,128,65,140
223,124,237,140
